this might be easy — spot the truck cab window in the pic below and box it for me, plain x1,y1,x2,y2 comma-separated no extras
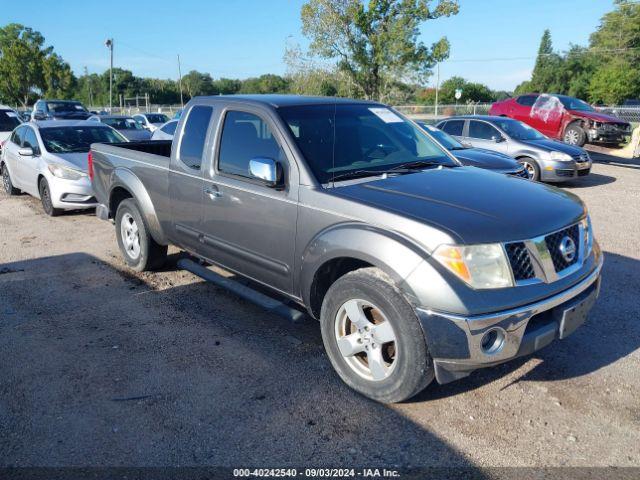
179,106,213,170
218,111,284,178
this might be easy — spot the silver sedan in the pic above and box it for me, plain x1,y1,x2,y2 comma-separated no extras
436,116,592,182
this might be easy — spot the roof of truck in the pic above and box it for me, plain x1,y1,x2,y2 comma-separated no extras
194,94,381,108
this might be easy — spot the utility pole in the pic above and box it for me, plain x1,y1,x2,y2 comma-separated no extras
434,62,440,119
177,54,184,108
84,66,94,107
105,38,114,112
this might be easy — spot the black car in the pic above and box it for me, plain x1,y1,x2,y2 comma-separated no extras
417,121,528,179
32,99,93,121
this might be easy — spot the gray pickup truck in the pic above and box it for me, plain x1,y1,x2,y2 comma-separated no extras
90,95,603,403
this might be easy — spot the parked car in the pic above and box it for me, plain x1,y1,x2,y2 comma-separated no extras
31,99,93,121
90,95,602,403
416,121,528,179
0,106,23,153
132,113,169,132
1,121,127,216
18,110,32,122
150,119,178,140
489,93,631,147
436,116,592,182
88,115,152,141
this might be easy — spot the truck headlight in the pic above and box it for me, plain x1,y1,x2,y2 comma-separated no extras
582,215,593,257
433,243,513,289
548,151,573,162
47,164,86,180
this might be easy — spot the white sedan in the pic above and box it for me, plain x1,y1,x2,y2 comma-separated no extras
132,113,169,132
0,120,127,216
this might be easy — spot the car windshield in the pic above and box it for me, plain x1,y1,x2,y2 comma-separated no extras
40,126,127,153
146,114,168,123
418,122,465,150
278,104,456,184
557,96,595,112
0,110,21,131
47,102,87,113
493,118,545,141
102,117,143,130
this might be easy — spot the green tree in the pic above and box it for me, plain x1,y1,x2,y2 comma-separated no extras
0,24,48,106
181,70,214,98
240,74,290,94
589,60,640,104
42,53,76,99
212,78,242,95
300,0,459,101
436,76,494,103
529,29,565,93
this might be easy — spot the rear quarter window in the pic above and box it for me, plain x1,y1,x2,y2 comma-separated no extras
178,106,213,170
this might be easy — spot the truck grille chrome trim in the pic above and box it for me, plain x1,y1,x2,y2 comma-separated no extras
505,221,586,286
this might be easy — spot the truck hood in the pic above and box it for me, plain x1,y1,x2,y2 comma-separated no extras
333,167,585,244
568,110,628,124
520,138,585,155
452,148,520,171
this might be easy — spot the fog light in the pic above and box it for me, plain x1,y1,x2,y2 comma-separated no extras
481,328,505,355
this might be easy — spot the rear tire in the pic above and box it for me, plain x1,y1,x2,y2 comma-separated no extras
519,157,541,181
564,124,587,147
320,267,434,403
115,198,167,272
39,177,62,216
1,163,19,195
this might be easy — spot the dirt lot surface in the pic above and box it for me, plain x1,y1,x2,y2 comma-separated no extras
1,153,639,469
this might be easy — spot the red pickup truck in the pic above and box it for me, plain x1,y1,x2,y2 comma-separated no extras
489,93,631,147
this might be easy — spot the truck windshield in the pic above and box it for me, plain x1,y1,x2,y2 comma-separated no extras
493,118,546,141
145,114,168,123
40,126,127,153
278,104,455,184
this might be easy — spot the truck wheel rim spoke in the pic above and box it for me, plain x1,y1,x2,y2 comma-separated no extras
335,299,397,382
121,213,141,259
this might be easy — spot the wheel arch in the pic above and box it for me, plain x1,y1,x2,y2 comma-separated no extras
299,223,428,319
108,168,168,245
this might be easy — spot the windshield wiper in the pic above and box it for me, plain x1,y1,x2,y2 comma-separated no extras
390,160,446,170
331,169,413,182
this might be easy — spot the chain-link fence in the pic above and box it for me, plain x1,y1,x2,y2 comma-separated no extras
88,104,183,117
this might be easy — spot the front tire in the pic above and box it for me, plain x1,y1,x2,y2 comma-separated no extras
564,124,587,146
115,198,167,272
39,177,62,216
519,157,541,181
1,163,19,195
320,267,434,403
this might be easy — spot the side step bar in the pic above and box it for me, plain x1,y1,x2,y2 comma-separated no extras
177,258,308,324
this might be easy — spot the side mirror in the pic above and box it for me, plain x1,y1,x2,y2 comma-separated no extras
18,147,34,157
248,157,283,187
492,135,506,143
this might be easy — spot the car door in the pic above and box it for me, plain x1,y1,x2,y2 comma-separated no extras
512,95,537,123
466,120,509,154
168,104,214,252
17,126,41,196
4,126,26,189
200,107,299,295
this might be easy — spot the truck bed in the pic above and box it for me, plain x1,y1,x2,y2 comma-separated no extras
91,140,173,170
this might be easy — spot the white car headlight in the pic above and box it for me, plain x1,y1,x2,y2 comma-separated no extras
47,164,86,180
433,243,513,289
549,151,573,162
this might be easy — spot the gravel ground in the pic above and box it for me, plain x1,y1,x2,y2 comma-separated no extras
0,153,639,469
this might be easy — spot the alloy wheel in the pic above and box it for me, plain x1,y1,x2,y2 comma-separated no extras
120,212,141,260
334,298,398,382
522,161,536,180
565,130,579,145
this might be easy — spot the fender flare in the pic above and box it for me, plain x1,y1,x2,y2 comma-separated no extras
298,222,429,310
109,167,168,245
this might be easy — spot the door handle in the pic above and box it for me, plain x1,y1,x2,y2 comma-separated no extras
204,185,222,200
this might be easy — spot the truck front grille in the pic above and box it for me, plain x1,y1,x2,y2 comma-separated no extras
545,224,580,272
505,242,535,281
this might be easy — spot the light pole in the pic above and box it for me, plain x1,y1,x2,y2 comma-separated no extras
105,38,113,112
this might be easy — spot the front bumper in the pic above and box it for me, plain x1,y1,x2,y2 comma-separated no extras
587,126,630,144
540,160,592,182
416,256,603,384
48,174,97,210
